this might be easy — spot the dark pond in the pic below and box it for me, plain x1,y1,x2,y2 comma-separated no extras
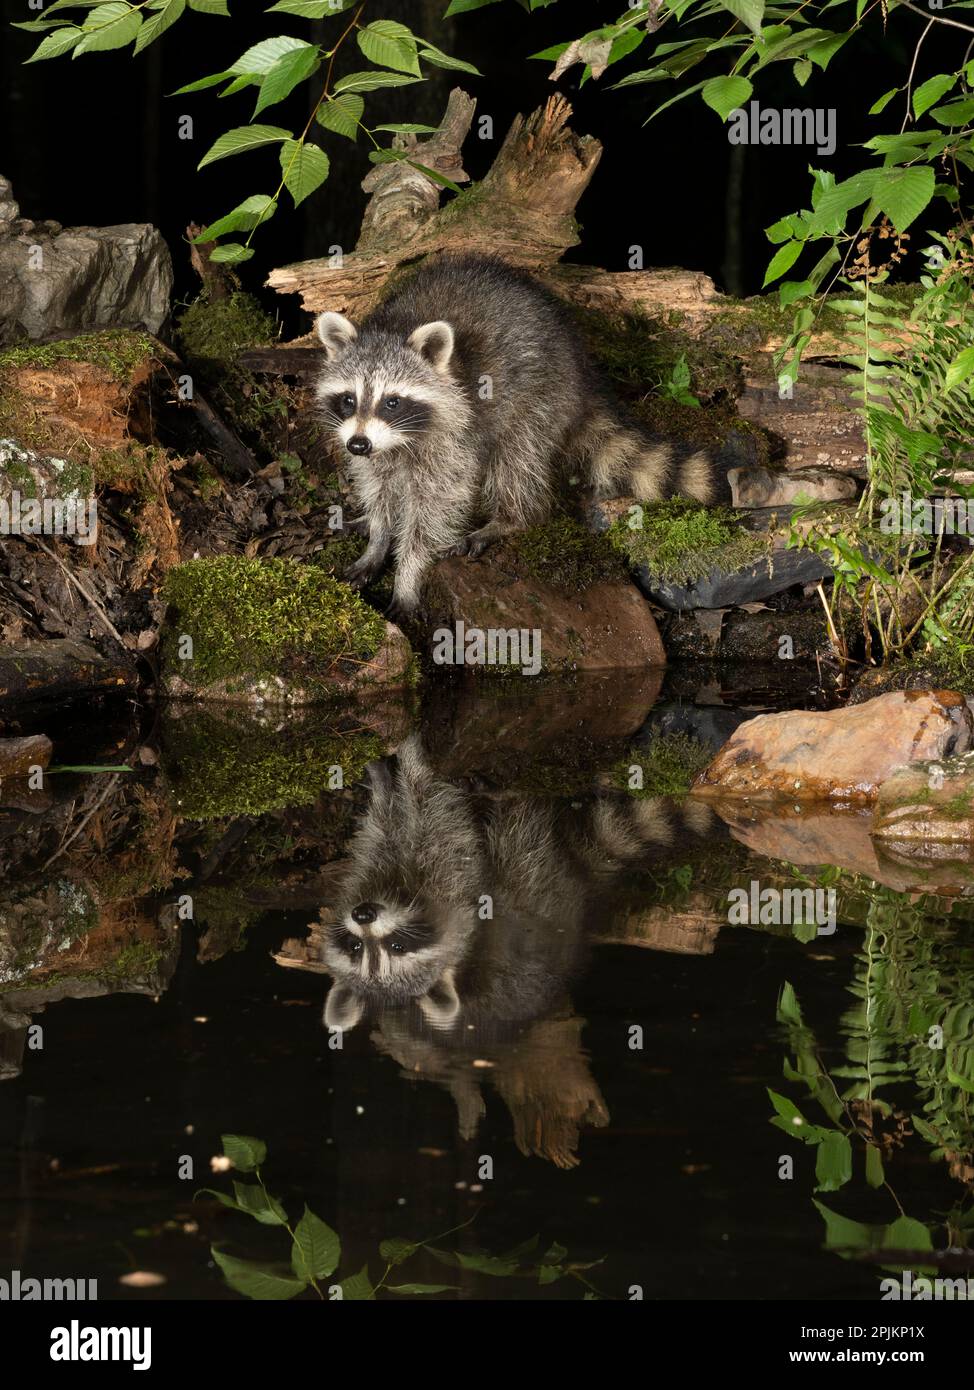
1,671,972,1303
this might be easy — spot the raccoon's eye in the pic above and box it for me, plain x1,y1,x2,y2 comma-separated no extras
389,941,404,953
337,393,355,416
349,941,363,955
383,396,400,412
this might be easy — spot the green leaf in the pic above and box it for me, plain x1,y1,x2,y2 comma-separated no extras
930,96,974,126
407,160,462,193
357,19,421,76
869,88,899,116
26,27,84,61
374,123,440,133
945,346,974,391
221,1134,267,1171
427,1247,520,1276
874,165,935,233
417,44,481,76
195,1187,243,1211
340,1263,374,1300
231,35,311,76
317,93,364,140
865,1144,885,1189
767,1088,820,1142
912,73,956,119
171,69,235,95
268,0,355,13
815,1130,853,1192
233,1181,288,1225
75,3,142,55
212,1249,306,1300
444,0,501,12
763,239,803,286
195,193,275,241
538,1264,562,1285
291,1206,341,1281
379,1238,419,1265
779,279,813,307
280,139,330,207
333,70,424,94
135,0,185,53
254,44,321,116
718,0,765,36
702,75,752,121
198,125,291,170
793,58,812,86
208,244,255,264
386,1282,456,1294
189,0,230,12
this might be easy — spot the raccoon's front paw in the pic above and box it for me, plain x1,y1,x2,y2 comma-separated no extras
386,597,424,627
448,527,495,561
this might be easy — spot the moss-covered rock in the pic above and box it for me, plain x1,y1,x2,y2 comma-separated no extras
606,497,766,586
611,733,714,798
161,555,411,702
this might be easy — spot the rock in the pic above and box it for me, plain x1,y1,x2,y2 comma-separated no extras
593,897,721,954
636,702,751,751
0,439,97,546
736,362,867,477
0,639,136,707
425,547,665,673
642,544,832,612
0,176,19,234
0,734,52,779
728,464,857,509
692,689,973,802
0,211,173,344
873,750,974,842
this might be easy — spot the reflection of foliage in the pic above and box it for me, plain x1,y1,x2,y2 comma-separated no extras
612,733,713,798
198,1135,606,1300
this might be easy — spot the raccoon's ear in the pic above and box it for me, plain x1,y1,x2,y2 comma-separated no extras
316,311,358,359
323,982,365,1033
407,320,454,374
418,968,460,1029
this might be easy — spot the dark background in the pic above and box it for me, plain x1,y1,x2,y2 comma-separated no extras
0,0,966,328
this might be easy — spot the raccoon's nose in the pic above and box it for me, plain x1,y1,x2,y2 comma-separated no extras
347,435,372,457
351,902,379,925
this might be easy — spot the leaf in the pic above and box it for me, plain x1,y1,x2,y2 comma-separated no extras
374,123,440,133
357,19,421,76
417,44,481,76
763,239,803,287
280,140,330,207
869,88,899,116
171,69,235,95
189,0,230,12
75,3,142,56
211,1249,306,1300
198,125,291,170
254,44,321,116
26,29,85,63
912,73,956,119
197,194,277,241
702,74,752,121
444,0,501,12
427,1247,520,1276
718,0,765,36
291,1206,341,1282
385,1282,456,1294
340,1264,374,1300
135,0,185,54
47,764,133,773
268,0,355,13
767,1088,821,1143
865,1144,885,1189
930,96,974,127
209,244,255,264
333,70,424,94
316,93,364,140
945,346,974,391
874,165,935,233
793,58,811,86
814,1130,853,1192
407,160,462,193
231,35,311,76
221,1134,267,1171
195,1187,243,1211
379,1238,419,1265
233,1181,287,1225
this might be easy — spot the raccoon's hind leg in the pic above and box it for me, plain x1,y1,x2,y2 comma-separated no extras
452,442,553,558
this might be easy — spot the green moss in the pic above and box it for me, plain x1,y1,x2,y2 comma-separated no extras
574,305,740,402
611,733,713,798
162,555,389,692
608,497,765,585
176,291,276,366
509,515,627,591
105,941,166,981
164,708,383,819
0,329,155,382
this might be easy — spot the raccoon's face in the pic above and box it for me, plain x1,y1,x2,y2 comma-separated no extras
321,892,465,1033
315,312,457,459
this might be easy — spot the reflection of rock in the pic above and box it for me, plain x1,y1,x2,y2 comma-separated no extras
694,690,972,802
426,547,665,671
636,701,749,752
874,750,974,843
0,638,136,707
594,896,721,954
423,668,662,788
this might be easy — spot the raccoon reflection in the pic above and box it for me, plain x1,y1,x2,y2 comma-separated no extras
320,734,689,1037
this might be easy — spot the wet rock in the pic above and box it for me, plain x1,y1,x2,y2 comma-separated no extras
728,464,857,509
636,701,750,751
0,639,136,707
0,734,52,779
873,750,974,842
594,897,721,954
642,544,832,612
693,689,973,802
426,548,665,673
0,190,172,344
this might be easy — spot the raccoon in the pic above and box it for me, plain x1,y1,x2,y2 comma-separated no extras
315,253,727,617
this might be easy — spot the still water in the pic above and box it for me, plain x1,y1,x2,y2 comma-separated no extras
1,672,972,1302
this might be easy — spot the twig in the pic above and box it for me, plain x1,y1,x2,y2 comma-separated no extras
41,774,120,872
30,536,126,648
